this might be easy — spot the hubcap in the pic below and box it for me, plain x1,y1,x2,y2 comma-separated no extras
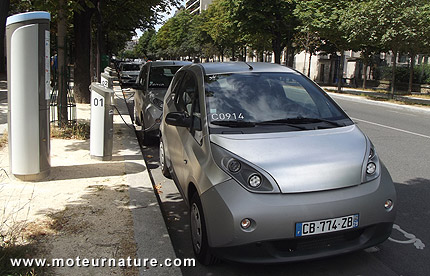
190,202,203,254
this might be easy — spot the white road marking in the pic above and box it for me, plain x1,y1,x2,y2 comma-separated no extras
389,224,425,250
386,110,417,117
352,118,430,140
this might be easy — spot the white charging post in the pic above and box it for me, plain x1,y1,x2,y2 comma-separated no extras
90,82,114,161
6,12,51,181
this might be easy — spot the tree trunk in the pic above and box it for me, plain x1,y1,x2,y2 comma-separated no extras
362,62,368,89
96,0,103,82
57,0,68,126
391,50,397,99
272,34,282,64
0,0,10,74
419,55,425,84
303,51,307,73
307,51,312,78
329,58,334,85
408,53,415,94
337,51,345,93
73,8,93,103
286,42,294,67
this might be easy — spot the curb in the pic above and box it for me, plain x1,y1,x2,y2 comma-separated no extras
113,86,183,276
323,87,430,106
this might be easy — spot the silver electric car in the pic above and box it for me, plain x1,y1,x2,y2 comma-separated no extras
133,60,191,144
119,62,142,87
159,62,396,265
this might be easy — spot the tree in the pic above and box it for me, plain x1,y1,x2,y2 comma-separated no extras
295,0,351,92
401,3,430,93
232,0,298,64
293,31,321,77
57,0,69,126
205,0,242,61
341,1,383,89
135,29,157,60
0,0,10,74
342,0,430,96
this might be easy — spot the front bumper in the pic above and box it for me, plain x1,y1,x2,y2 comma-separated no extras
200,166,396,263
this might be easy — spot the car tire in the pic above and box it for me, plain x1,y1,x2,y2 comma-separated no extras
190,192,218,265
159,139,171,178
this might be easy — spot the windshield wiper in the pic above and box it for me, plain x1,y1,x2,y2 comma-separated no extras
255,119,308,130
292,117,344,127
259,117,343,128
210,121,256,127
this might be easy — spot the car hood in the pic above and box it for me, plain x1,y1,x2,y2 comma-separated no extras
210,125,368,193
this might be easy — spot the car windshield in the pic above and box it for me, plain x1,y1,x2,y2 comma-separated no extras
149,66,182,88
122,63,140,71
205,72,352,130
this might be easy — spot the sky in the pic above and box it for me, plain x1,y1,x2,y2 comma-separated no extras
134,1,185,39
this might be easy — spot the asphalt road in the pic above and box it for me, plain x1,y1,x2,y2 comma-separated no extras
139,93,430,276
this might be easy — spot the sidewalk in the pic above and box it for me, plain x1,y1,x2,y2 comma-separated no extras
322,86,430,106
0,80,181,275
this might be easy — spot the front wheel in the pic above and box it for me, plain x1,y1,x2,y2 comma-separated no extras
190,193,218,265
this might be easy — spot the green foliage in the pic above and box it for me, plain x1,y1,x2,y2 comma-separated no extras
377,64,430,84
135,29,158,60
232,0,298,63
205,0,242,58
155,10,195,59
295,0,350,50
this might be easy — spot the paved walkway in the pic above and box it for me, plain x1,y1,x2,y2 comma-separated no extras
0,78,182,275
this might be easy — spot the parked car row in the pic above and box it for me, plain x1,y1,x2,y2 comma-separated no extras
126,60,397,265
132,60,191,144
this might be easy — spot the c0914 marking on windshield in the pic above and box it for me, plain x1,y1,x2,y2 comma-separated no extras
389,224,425,250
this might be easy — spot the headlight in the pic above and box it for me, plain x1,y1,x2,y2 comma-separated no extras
362,140,380,183
210,143,280,193
149,94,163,110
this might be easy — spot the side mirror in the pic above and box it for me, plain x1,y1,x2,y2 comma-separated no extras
165,112,191,128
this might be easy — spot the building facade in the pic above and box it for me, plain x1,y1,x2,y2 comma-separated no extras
185,0,214,15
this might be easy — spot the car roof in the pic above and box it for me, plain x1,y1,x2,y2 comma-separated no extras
149,60,192,67
189,62,298,75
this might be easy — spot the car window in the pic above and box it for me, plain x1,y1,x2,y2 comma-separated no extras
138,65,148,87
121,63,140,71
176,73,197,116
149,66,182,88
205,72,350,126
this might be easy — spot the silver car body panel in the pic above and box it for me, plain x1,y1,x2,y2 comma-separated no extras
209,125,367,193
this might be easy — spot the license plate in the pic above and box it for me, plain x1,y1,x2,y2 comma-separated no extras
295,214,359,237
